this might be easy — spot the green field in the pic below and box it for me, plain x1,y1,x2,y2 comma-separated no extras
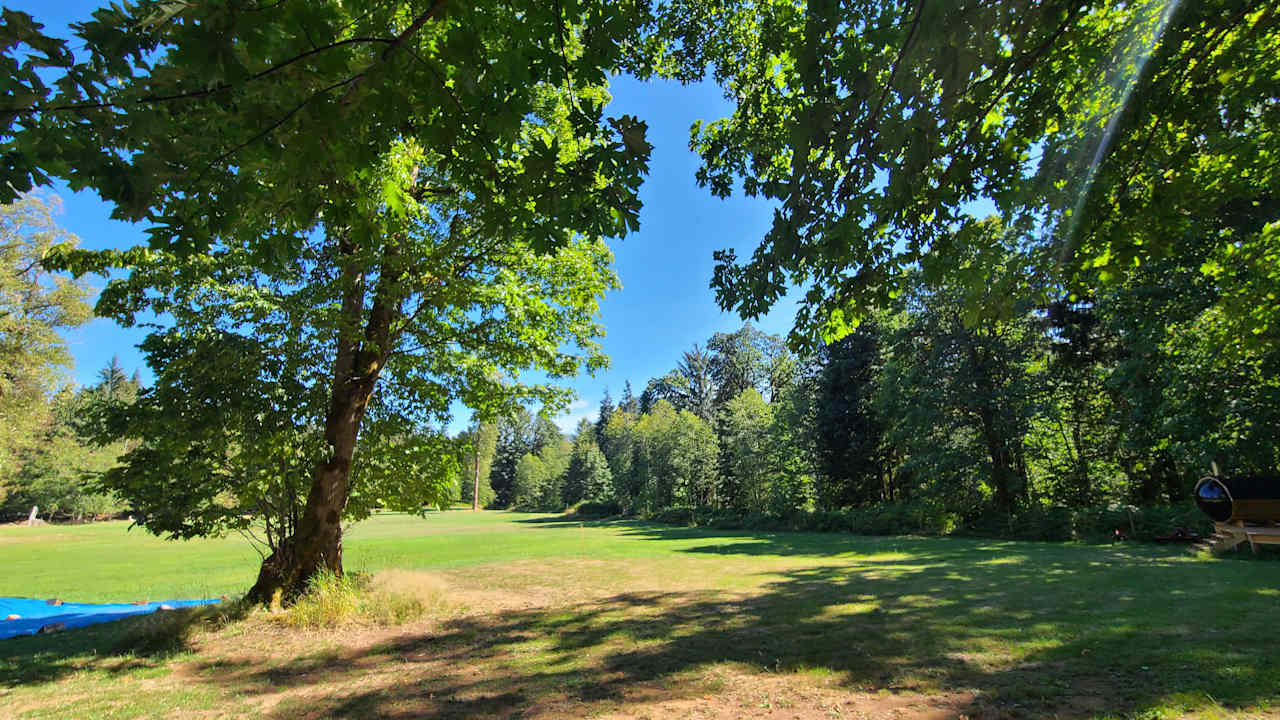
2,512,1278,719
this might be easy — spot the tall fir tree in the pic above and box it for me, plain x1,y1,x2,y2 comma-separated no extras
595,389,615,443
619,381,639,415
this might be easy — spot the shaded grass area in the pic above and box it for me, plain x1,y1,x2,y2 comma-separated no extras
0,599,254,718
2,512,1278,718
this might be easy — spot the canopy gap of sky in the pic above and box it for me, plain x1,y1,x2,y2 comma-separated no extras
24,2,805,434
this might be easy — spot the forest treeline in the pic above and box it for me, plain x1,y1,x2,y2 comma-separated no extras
463,236,1277,539
0,195,139,522
0,357,142,522
4,201,1273,539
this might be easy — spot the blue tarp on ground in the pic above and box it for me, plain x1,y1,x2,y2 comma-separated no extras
0,597,221,640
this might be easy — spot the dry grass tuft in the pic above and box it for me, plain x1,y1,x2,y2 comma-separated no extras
279,570,446,630
370,569,452,614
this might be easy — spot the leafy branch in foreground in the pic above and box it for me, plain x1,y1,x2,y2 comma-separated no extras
648,0,1277,346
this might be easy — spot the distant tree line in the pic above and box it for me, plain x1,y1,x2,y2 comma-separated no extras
0,193,139,521
0,356,144,522
466,231,1277,536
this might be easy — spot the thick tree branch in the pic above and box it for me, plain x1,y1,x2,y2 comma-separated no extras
4,37,395,117
341,0,450,105
858,0,926,154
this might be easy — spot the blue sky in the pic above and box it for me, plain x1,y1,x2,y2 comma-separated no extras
21,3,802,433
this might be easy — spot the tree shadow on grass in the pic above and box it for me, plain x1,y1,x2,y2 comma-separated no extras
514,514,629,526
613,521,1213,561
520,514,1201,565
0,599,250,688
182,539,1278,719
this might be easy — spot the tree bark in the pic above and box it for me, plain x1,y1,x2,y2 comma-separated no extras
1071,390,1091,504
1160,453,1184,504
247,372,374,603
472,447,481,511
1138,468,1161,504
978,405,1021,513
248,237,402,604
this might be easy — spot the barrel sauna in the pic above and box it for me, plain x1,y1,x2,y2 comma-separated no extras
1194,476,1280,524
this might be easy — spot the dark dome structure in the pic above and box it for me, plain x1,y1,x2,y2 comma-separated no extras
1195,476,1280,524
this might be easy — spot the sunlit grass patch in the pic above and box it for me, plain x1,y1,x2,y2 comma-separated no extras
977,554,1030,565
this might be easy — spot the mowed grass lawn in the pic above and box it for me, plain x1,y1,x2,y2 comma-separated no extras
1,512,1278,719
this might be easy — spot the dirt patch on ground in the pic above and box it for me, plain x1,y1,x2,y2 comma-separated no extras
140,573,1019,719
529,673,979,720
175,621,984,720
147,572,976,719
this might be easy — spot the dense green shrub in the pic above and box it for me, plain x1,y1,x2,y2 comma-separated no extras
641,501,1211,543
1071,503,1212,542
1,435,129,522
573,500,624,518
650,506,698,526
959,503,1211,542
961,506,1077,541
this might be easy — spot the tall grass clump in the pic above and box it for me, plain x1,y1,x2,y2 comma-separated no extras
281,570,431,629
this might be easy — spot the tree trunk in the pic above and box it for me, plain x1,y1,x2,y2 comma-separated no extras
1071,391,1091,504
978,406,1020,513
1014,448,1032,505
472,448,481,512
1129,450,1162,504
247,378,373,604
247,236,402,605
1160,453,1184,504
